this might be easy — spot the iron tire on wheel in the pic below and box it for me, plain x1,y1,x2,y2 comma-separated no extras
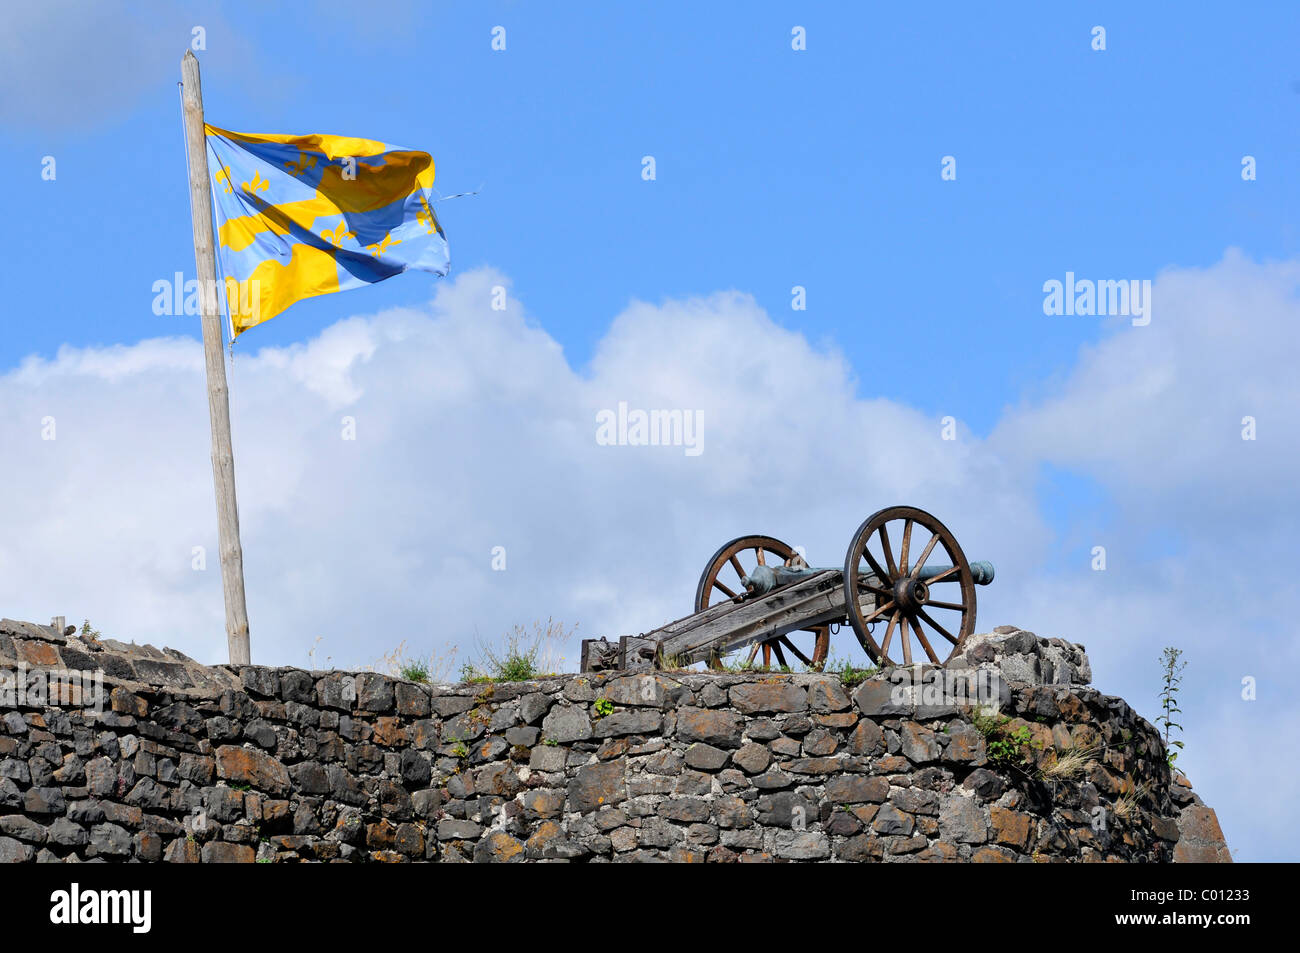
842,506,976,667
694,535,830,671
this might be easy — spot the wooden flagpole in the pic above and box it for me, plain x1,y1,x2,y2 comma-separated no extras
180,50,251,665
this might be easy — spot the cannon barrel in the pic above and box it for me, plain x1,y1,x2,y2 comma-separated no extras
740,564,814,596
741,559,995,597
918,560,995,586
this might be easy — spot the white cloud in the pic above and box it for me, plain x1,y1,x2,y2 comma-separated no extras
994,249,1300,510
0,254,1295,860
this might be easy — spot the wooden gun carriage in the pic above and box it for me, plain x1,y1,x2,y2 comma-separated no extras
581,506,994,673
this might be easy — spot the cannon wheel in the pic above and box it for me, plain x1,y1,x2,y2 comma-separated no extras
843,506,976,667
694,535,831,671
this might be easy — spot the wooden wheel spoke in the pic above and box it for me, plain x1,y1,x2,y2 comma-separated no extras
855,577,893,599
917,608,959,645
879,610,899,660
778,635,811,666
728,555,746,580
744,642,761,667
922,565,959,584
911,616,941,664
859,598,895,625
755,547,766,566
712,579,738,600
909,532,940,578
899,519,913,576
900,613,913,665
878,524,898,577
859,548,889,583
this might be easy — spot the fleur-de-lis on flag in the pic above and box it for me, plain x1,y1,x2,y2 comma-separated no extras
241,170,269,196
322,223,355,247
366,231,402,257
214,166,233,193
284,152,318,176
417,196,438,235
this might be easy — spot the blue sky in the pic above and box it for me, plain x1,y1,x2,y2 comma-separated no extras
9,2,1299,428
3,1,1298,861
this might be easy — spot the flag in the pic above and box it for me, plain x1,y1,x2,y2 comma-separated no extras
204,125,450,337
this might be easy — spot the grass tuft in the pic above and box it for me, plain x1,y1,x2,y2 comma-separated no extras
1039,744,1099,780
457,618,574,683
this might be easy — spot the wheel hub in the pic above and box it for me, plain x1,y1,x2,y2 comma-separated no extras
892,575,929,615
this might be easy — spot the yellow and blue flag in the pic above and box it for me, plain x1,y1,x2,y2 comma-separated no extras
204,125,450,337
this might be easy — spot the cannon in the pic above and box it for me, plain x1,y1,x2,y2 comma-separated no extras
580,506,994,672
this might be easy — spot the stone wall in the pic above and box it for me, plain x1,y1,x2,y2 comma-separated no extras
0,618,1229,862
